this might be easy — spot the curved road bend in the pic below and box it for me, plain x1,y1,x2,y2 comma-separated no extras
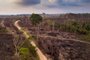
14,20,47,60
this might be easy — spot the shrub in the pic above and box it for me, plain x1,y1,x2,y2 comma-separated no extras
77,28,88,35
19,48,29,55
82,23,90,31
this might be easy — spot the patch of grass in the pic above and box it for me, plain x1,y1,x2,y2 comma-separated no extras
19,40,39,60
19,48,29,56
78,34,90,42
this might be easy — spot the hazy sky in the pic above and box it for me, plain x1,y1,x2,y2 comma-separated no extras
0,0,90,14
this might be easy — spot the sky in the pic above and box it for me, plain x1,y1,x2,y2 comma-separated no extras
0,0,90,14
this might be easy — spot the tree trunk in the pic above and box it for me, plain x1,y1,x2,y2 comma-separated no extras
36,24,40,41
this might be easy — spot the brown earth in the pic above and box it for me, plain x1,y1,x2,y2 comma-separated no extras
36,37,90,60
0,34,16,60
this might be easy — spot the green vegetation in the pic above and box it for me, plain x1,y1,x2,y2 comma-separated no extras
54,21,90,42
30,14,43,40
19,40,39,60
17,30,39,60
15,18,40,60
47,20,55,31
59,21,90,34
0,27,8,33
30,14,42,26
78,34,90,42
19,48,29,55
19,48,30,60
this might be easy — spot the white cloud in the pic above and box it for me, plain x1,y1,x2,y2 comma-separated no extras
62,0,81,3
48,0,57,3
0,0,90,14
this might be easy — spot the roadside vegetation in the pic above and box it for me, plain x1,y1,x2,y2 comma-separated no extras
18,29,39,60
15,32,39,60
14,18,41,60
19,39,39,60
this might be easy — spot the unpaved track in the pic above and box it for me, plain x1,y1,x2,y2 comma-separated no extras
14,20,90,60
14,20,47,60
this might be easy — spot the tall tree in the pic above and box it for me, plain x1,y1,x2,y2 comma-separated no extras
30,14,42,40
30,14,42,26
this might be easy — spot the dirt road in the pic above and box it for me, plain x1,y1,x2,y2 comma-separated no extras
14,20,47,60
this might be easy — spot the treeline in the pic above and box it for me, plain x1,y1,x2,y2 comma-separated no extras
54,20,90,41
56,21,90,34
60,13,90,18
